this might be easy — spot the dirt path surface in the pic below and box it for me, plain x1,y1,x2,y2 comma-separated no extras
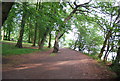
2,48,116,79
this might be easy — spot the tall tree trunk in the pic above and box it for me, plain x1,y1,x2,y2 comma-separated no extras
2,29,5,40
52,0,92,53
8,29,11,41
0,3,1,40
98,30,112,58
48,32,52,48
32,23,37,46
52,9,75,53
38,28,49,49
78,45,82,51
2,2,14,25
53,32,64,53
28,22,32,43
38,29,41,47
53,37,59,53
53,32,60,53
15,3,27,48
28,29,31,43
103,40,110,62
4,30,8,40
38,37,46,49
74,39,78,50
113,46,120,65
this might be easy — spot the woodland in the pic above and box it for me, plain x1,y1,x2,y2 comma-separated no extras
1,0,120,79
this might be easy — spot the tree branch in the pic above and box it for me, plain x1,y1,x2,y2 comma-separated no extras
76,9,90,13
68,2,74,9
77,0,92,8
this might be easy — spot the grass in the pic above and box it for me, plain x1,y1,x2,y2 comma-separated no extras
2,44,40,56
2,41,50,56
84,53,119,78
2,40,32,47
84,53,106,65
110,65,120,78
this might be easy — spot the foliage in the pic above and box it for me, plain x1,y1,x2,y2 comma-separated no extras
1,1,119,64
110,65,120,78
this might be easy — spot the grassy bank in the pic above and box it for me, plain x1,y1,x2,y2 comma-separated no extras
2,41,49,56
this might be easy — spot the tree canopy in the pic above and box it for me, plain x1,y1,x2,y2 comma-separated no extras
1,0,120,77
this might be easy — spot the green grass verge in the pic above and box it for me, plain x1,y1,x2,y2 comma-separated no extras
84,53,105,65
2,44,40,56
2,40,33,47
84,53,118,78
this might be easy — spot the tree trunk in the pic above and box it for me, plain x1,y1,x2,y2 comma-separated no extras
103,40,110,62
4,30,8,40
98,31,112,58
52,1,92,53
15,3,27,48
53,38,59,53
0,3,1,40
48,32,52,48
53,32,61,53
38,37,46,49
28,22,32,43
32,23,37,46
38,29,41,47
38,28,49,49
113,46,120,65
74,39,78,50
78,45,82,51
8,29,11,41
28,29,31,43
2,29,5,40
2,2,14,25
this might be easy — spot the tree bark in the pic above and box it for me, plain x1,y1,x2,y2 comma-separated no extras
2,29,5,40
113,46,120,65
15,3,27,48
53,37,59,53
53,32,61,53
38,37,46,49
98,30,112,58
48,32,52,48
74,39,78,50
78,45,82,51
38,28,49,49
8,29,11,41
28,29,31,43
28,22,32,43
32,23,37,46
38,29,41,47
2,2,14,25
103,40,110,62
52,1,92,53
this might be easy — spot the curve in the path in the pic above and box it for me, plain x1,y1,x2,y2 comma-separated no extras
2,48,116,79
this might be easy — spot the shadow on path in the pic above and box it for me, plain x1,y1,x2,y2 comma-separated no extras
2,48,117,79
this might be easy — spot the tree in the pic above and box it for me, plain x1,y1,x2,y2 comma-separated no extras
48,32,52,48
53,0,92,53
2,2,14,25
98,5,120,59
15,2,27,48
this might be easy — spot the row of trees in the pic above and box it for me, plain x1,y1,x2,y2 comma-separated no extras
68,1,120,65
1,0,120,68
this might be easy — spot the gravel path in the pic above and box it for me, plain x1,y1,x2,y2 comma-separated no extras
2,48,116,79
